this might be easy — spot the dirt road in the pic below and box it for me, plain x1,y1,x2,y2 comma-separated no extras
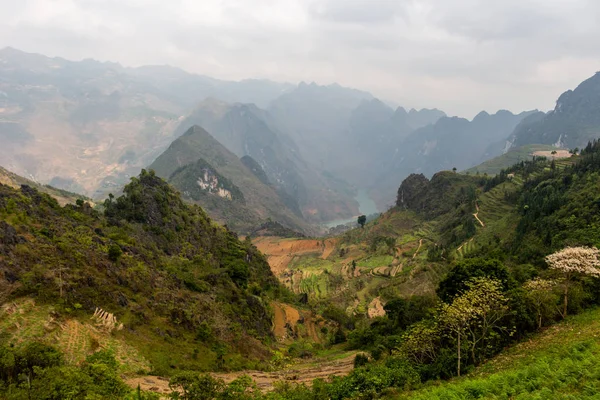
126,352,359,395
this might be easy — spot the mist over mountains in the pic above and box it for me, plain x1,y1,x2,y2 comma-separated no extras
1,47,599,232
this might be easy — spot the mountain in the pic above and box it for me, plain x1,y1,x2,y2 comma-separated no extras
0,165,88,206
0,170,286,375
268,85,445,174
509,72,600,149
129,65,293,109
369,109,536,209
0,48,302,200
251,140,600,398
397,107,447,130
268,86,447,213
0,47,185,197
149,125,310,233
268,82,375,167
173,98,360,223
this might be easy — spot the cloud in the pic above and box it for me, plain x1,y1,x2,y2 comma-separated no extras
1,0,600,118
308,0,407,25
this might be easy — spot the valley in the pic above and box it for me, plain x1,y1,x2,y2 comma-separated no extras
2,44,600,400
323,189,379,228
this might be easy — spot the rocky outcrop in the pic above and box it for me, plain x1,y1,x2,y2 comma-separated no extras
396,173,429,210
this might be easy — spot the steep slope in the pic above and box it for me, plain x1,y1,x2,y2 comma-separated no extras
174,99,359,223
509,71,600,149
370,110,535,209
331,101,445,187
399,307,600,399
243,141,600,398
268,85,445,182
149,126,310,233
0,170,284,374
257,139,600,323
268,82,374,168
0,47,304,201
0,165,88,206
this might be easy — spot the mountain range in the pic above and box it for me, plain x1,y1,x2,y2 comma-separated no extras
2,47,600,233
4,45,600,399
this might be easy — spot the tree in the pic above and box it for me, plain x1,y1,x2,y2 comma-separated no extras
461,278,510,365
437,258,511,302
439,297,472,377
452,167,457,173
523,278,559,328
545,246,600,317
169,372,224,400
357,215,367,228
399,320,440,365
439,277,509,375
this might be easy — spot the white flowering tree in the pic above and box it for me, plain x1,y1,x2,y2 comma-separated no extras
545,246,600,317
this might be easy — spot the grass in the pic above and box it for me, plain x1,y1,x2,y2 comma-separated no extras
357,255,394,269
396,307,600,399
0,298,151,375
291,256,335,271
299,274,329,298
465,144,560,176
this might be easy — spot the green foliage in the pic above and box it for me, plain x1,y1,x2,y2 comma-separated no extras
357,215,367,228
437,258,512,302
169,372,225,400
266,357,419,400
0,171,284,374
107,244,122,262
383,295,437,331
0,344,148,400
401,307,600,399
353,353,369,368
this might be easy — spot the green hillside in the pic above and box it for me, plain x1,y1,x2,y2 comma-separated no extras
399,307,600,399
150,125,310,234
240,140,600,399
0,170,288,378
465,144,564,175
0,165,89,206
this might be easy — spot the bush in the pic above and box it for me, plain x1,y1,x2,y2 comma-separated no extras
353,354,369,368
108,244,123,262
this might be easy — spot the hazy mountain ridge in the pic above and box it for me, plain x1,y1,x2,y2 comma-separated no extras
149,126,310,233
368,109,536,209
509,72,600,149
173,98,360,223
0,47,186,197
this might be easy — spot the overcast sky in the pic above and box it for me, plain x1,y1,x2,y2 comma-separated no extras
1,0,600,118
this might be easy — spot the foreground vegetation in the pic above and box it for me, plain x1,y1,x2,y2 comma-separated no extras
3,140,600,399
399,307,600,399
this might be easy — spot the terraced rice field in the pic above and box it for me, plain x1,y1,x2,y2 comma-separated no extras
0,298,150,374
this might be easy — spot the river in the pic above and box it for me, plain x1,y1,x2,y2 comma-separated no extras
323,189,379,228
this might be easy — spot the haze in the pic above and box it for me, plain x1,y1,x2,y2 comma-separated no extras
1,0,600,118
